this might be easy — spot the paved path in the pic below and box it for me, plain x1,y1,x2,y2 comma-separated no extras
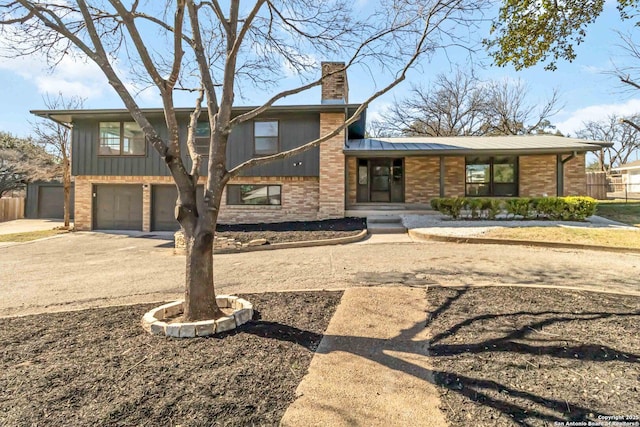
1,231,639,317
281,287,447,427
0,219,69,235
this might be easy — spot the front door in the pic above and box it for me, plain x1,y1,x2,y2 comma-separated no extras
356,158,404,203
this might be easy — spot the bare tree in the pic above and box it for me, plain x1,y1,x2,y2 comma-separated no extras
576,115,640,172
0,0,489,322
373,69,561,137
31,93,83,229
0,131,58,196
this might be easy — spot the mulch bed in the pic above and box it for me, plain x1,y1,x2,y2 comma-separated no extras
0,291,342,427
216,217,366,244
426,286,640,426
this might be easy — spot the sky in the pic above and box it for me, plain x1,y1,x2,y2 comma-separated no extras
0,1,639,142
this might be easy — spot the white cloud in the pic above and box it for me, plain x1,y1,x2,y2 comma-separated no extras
555,98,640,136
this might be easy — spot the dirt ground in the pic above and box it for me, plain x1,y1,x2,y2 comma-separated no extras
0,291,342,427
216,217,366,244
426,286,640,426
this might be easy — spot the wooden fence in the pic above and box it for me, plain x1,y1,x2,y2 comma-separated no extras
0,197,25,222
586,172,607,199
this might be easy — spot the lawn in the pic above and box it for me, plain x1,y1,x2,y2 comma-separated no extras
0,229,68,242
482,226,640,249
595,201,640,227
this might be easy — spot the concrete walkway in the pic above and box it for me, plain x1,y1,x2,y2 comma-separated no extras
281,287,447,427
0,219,69,235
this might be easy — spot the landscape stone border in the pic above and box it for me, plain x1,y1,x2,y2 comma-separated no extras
141,295,253,338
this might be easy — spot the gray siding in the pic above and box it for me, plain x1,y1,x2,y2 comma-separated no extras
72,112,321,177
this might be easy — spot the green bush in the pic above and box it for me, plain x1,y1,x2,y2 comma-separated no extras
430,196,596,222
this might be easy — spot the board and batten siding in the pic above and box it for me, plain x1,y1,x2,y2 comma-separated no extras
72,112,321,177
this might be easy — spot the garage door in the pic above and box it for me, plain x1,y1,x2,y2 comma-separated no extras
94,185,143,230
38,186,64,218
151,185,205,231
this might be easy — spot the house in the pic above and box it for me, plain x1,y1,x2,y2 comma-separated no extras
612,160,640,193
31,62,606,231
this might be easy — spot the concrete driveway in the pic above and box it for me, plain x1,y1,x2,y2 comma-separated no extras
0,219,70,235
1,231,639,317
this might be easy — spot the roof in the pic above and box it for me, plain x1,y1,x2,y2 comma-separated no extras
30,104,364,124
344,135,609,156
612,159,640,171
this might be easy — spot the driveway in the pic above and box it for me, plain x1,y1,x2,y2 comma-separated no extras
0,219,70,235
1,231,639,317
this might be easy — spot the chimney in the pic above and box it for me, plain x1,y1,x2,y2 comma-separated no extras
321,62,349,104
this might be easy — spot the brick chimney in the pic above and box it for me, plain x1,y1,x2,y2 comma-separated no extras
321,62,349,104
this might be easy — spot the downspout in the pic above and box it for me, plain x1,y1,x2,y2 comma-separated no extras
557,151,577,197
343,106,349,212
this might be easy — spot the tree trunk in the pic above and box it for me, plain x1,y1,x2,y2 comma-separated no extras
183,226,224,321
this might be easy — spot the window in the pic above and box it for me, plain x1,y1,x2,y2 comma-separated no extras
254,121,278,155
227,184,281,205
466,156,517,196
194,122,210,156
99,122,146,156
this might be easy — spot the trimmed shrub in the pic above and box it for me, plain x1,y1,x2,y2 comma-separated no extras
430,196,597,222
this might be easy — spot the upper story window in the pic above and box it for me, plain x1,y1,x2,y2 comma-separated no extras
254,121,279,155
99,122,146,156
466,156,518,197
194,122,210,156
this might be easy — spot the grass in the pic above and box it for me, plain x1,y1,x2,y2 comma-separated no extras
595,201,640,227
483,226,640,249
0,229,68,243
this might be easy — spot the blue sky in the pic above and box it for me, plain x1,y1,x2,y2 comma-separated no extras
1,1,639,140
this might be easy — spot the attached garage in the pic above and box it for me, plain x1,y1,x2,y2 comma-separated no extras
151,185,179,231
25,182,75,219
151,185,206,231
93,184,143,230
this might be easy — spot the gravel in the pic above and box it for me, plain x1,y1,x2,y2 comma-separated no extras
400,214,639,237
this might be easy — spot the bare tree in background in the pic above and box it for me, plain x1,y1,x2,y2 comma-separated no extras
0,0,489,322
372,69,560,137
577,115,640,172
31,94,84,229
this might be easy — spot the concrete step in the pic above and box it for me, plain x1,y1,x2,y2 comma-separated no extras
367,216,407,234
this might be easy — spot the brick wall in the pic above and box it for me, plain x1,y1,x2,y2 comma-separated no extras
321,62,348,103
318,112,346,219
74,175,320,230
519,155,557,197
404,157,440,205
563,153,586,196
443,157,465,197
346,156,357,206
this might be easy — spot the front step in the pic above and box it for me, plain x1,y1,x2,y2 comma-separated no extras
367,216,407,234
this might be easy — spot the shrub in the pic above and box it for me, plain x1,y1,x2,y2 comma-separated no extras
430,196,596,222
505,198,533,219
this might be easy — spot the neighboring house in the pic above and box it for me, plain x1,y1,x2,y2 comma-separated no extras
612,160,640,193
32,62,607,231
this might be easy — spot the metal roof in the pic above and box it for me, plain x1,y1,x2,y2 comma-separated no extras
345,135,609,156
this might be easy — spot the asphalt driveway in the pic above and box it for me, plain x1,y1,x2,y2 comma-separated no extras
1,231,639,317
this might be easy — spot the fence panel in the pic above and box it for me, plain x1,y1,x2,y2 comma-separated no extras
586,172,607,199
0,198,25,222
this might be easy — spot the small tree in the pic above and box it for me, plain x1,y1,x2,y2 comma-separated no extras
32,94,84,229
1,0,489,322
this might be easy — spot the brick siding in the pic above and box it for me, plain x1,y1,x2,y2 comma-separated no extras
404,157,440,205
321,62,349,103
519,155,557,197
318,112,345,219
346,156,357,206
563,153,586,196
74,175,320,230
443,157,465,197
